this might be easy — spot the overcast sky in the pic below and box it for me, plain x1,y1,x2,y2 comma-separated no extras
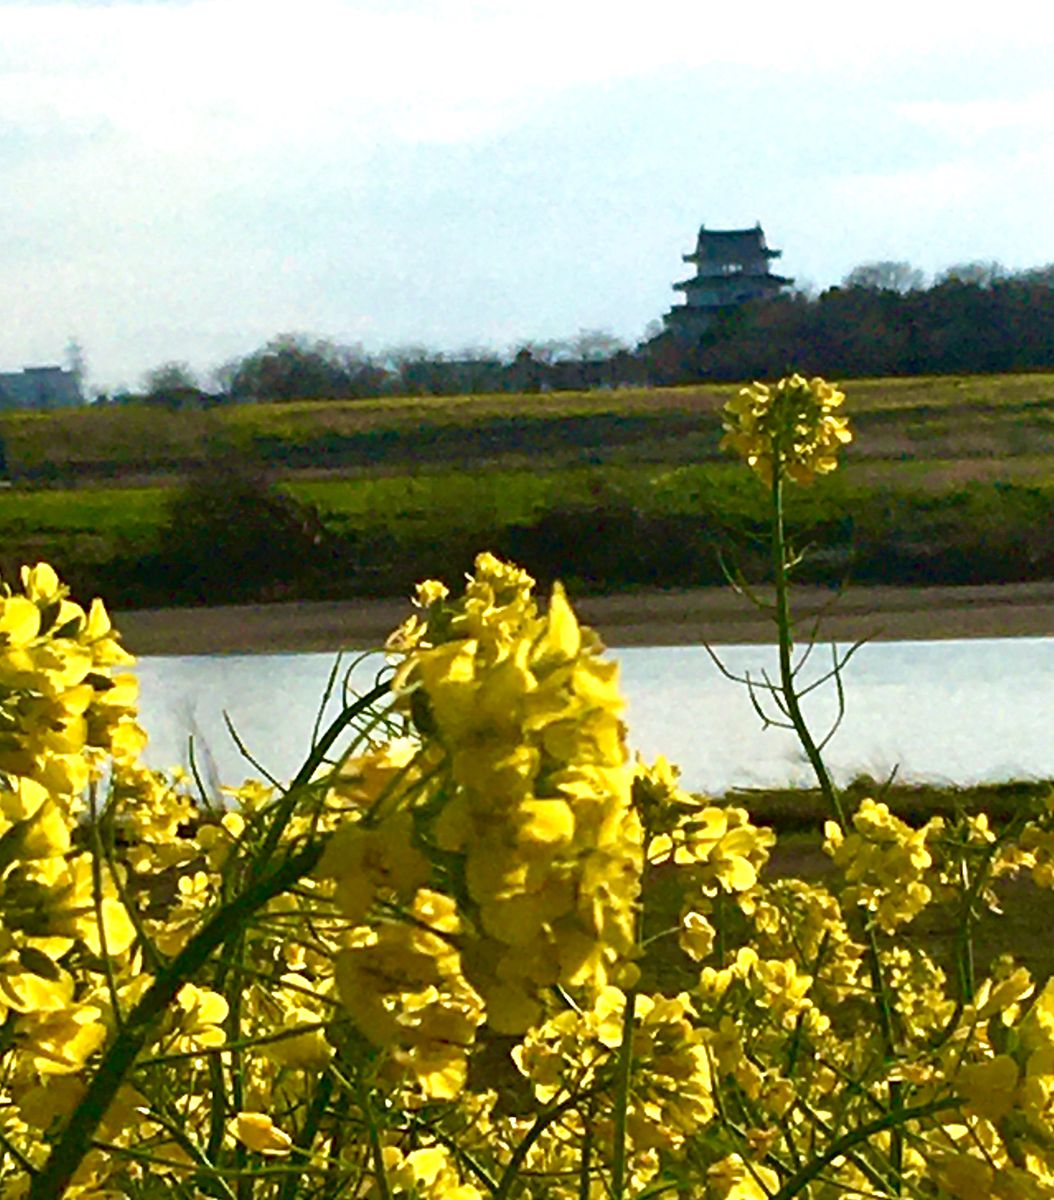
4,0,1054,390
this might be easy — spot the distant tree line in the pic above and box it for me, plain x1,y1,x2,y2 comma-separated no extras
650,260,1054,384
112,331,645,408
107,259,1054,409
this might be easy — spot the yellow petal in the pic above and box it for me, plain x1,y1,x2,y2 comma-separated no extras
194,988,230,1027
232,1112,293,1156
0,596,41,646
959,1054,1019,1121
0,969,74,1014
483,981,541,1035
19,800,72,860
80,897,137,957
516,798,575,850
85,597,113,640
534,582,581,665
20,563,60,604
404,1146,449,1183
718,856,758,893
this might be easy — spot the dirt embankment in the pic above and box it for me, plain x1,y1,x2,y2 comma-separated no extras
113,581,1054,657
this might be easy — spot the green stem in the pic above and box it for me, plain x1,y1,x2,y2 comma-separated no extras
770,470,846,831
137,1018,337,1067
770,461,904,1186
87,784,123,1030
793,1096,902,1197
493,1090,598,1200
250,681,390,884
771,473,896,1044
610,985,637,1200
277,1074,335,1200
610,832,654,1200
97,792,164,973
90,1141,325,1182
768,1098,958,1200
205,1055,229,1166
360,1079,393,1200
577,1108,594,1200
228,935,249,1200
28,840,327,1200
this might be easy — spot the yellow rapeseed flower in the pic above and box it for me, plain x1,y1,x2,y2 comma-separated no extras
721,373,851,485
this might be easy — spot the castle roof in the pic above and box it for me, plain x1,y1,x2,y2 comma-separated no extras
674,271,792,291
683,223,781,265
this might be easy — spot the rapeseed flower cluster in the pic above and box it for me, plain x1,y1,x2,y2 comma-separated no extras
721,373,851,484
514,986,714,1158
380,553,644,1034
824,797,942,930
0,564,147,1195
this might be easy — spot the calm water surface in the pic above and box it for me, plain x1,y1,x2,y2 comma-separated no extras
133,638,1054,794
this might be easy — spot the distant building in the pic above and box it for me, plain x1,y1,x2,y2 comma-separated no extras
663,222,792,338
0,366,82,410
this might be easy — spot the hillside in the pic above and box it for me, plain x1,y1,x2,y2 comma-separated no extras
4,372,1054,609
3,372,1054,485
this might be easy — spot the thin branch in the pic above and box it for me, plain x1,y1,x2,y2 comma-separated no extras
817,646,848,754
223,712,282,789
187,735,219,812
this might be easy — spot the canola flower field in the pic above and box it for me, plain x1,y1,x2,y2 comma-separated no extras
4,376,1054,1198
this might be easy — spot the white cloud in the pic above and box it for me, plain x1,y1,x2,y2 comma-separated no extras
897,93,1054,142
3,0,1054,382
4,0,1052,156
801,145,1054,279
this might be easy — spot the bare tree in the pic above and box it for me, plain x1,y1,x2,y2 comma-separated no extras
513,339,565,365
211,357,242,397
141,361,201,408
842,261,926,293
569,328,627,361
1019,264,1054,288
143,361,198,393
936,260,1007,288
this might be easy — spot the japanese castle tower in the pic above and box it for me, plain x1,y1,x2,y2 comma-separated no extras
664,222,792,338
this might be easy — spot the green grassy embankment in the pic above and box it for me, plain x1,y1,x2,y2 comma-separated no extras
4,372,1054,607
4,372,1054,483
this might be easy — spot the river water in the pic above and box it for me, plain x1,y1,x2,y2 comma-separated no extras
131,637,1054,795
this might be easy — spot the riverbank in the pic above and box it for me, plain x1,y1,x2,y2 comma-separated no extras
113,580,1054,656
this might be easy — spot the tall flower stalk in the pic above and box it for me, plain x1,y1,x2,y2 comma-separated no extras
721,373,913,1187
720,374,852,829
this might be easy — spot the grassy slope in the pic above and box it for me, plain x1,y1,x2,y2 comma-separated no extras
11,384,1054,974
5,371,1054,604
5,371,1054,481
